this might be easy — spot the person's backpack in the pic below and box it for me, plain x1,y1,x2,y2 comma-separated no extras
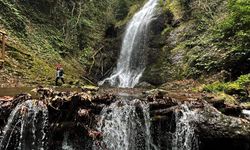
59,69,64,76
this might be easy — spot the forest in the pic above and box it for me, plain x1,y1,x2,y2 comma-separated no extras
0,0,250,149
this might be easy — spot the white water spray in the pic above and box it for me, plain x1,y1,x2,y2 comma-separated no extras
141,102,159,150
94,99,158,150
62,132,74,150
99,0,158,88
172,103,198,150
0,100,49,150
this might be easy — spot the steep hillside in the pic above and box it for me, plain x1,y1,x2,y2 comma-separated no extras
0,0,249,88
141,0,250,85
0,0,145,87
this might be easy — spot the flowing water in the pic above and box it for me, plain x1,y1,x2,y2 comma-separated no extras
0,100,48,150
62,132,74,150
0,0,200,149
94,98,158,150
142,103,158,150
99,0,159,88
172,103,198,150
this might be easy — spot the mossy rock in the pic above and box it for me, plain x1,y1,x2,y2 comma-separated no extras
81,85,99,92
213,92,238,105
203,74,250,102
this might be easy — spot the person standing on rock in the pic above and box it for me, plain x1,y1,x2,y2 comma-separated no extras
55,65,65,86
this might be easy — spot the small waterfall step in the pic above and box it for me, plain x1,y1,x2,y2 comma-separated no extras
94,96,158,150
0,100,49,150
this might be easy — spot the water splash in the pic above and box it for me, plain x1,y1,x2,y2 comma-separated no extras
99,0,159,88
141,102,159,150
95,99,158,150
62,132,74,150
172,103,198,150
0,100,49,150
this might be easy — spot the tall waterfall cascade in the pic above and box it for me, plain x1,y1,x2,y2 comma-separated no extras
99,0,159,88
0,100,49,150
172,104,199,150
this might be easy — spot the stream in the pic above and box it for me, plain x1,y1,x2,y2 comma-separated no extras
0,0,199,149
0,0,248,149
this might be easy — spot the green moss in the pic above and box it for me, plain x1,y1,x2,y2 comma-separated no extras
203,73,250,93
116,3,143,27
203,81,242,93
240,102,250,109
1,0,127,86
0,1,26,33
236,74,250,86
214,92,238,105
161,25,173,35
159,0,184,19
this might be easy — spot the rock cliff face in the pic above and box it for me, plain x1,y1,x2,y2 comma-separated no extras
128,0,249,85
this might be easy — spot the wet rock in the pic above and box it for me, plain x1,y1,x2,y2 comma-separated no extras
78,109,90,117
225,88,249,102
81,85,99,92
135,81,154,88
144,88,167,97
88,130,103,140
196,101,250,140
1,87,250,150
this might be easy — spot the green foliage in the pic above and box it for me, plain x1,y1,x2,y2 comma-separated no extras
174,0,250,79
236,74,250,86
161,25,173,35
79,47,94,67
161,0,183,19
115,0,146,27
115,0,129,20
203,73,250,93
0,1,26,33
213,92,238,105
218,0,250,47
229,0,250,24
204,82,239,93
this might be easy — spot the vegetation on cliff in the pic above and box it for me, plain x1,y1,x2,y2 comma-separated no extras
142,0,250,86
0,0,249,89
0,0,145,87
1,1,250,149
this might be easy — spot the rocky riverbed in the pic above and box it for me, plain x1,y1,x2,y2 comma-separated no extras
0,87,250,150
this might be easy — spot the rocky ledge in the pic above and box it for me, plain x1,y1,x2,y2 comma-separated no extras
0,87,250,150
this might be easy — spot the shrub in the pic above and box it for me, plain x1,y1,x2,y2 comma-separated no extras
203,73,250,93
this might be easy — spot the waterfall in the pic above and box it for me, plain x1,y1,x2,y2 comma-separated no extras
0,100,49,150
94,99,158,150
172,103,198,150
62,132,74,150
99,0,159,88
141,103,158,150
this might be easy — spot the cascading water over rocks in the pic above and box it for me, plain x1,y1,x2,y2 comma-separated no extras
99,0,159,88
0,88,250,150
62,132,74,150
94,99,158,150
0,100,49,150
172,103,198,150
